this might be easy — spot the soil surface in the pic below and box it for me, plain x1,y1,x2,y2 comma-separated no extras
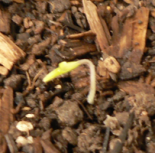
0,0,155,153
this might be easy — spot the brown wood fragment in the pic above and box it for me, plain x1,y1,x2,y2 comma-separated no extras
109,16,133,58
0,7,10,33
58,11,84,32
97,6,112,45
40,139,61,153
108,7,149,64
118,81,154,95
129,7,149,64
111,16,120,43
117,18,133,58
0,33,25,70
41,129,52,141
0,87,14,134
99,17,112,45
82,0,109,53
0,133,7,153
34,137,43,153
71,44,97,56
66,30,96,39
13,0,24,3
5,134,18,153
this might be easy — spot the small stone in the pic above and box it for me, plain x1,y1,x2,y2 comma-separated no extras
16,121,33,133
25,114,35,118
16,136,33,146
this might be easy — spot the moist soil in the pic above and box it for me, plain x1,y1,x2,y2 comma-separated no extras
0,0,155,153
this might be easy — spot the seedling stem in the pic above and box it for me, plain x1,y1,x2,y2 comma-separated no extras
43,59,96,104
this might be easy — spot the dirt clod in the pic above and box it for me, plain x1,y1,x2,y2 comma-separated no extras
55,100,83,126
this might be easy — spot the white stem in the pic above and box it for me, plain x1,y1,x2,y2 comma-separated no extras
78,59,96,104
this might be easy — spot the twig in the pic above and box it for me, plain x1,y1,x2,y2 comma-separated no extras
103,127,110,153
111,111,135,153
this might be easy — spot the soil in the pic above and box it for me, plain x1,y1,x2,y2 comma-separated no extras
0,0,155,153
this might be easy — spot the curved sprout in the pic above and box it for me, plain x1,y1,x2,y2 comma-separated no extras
43,59,96,104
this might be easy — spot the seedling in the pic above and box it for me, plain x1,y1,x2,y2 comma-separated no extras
43,59,96,104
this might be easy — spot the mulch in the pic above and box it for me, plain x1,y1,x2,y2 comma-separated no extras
0,0,155,153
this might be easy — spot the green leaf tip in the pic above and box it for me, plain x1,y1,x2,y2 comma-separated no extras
43,61,80,83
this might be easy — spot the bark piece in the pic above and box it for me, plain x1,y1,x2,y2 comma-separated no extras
82,0,109,53
5,134,18,153
66,30,96,39
109,16,133,58
0,87,14,134
0,133,7,153
0,7,10,33
118,81,154,95
34,137,43,153
0,33,25,70
40,139,61,153
129,7,149,64
109,7,149,63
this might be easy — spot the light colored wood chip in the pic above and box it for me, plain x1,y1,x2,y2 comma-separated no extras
82,0,109,53
0,66,9,75
0,33,25,70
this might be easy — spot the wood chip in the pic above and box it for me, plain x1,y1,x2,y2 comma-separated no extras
5,134,18,153
82,0,109,53
108,7,149,64
34,137,43,153
129,7,149,64
0,33,25,70
0,133,7,153
0,7,10,33
40,139,61,153
118,81,154,95
66,30,96,39
0,87,14,134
